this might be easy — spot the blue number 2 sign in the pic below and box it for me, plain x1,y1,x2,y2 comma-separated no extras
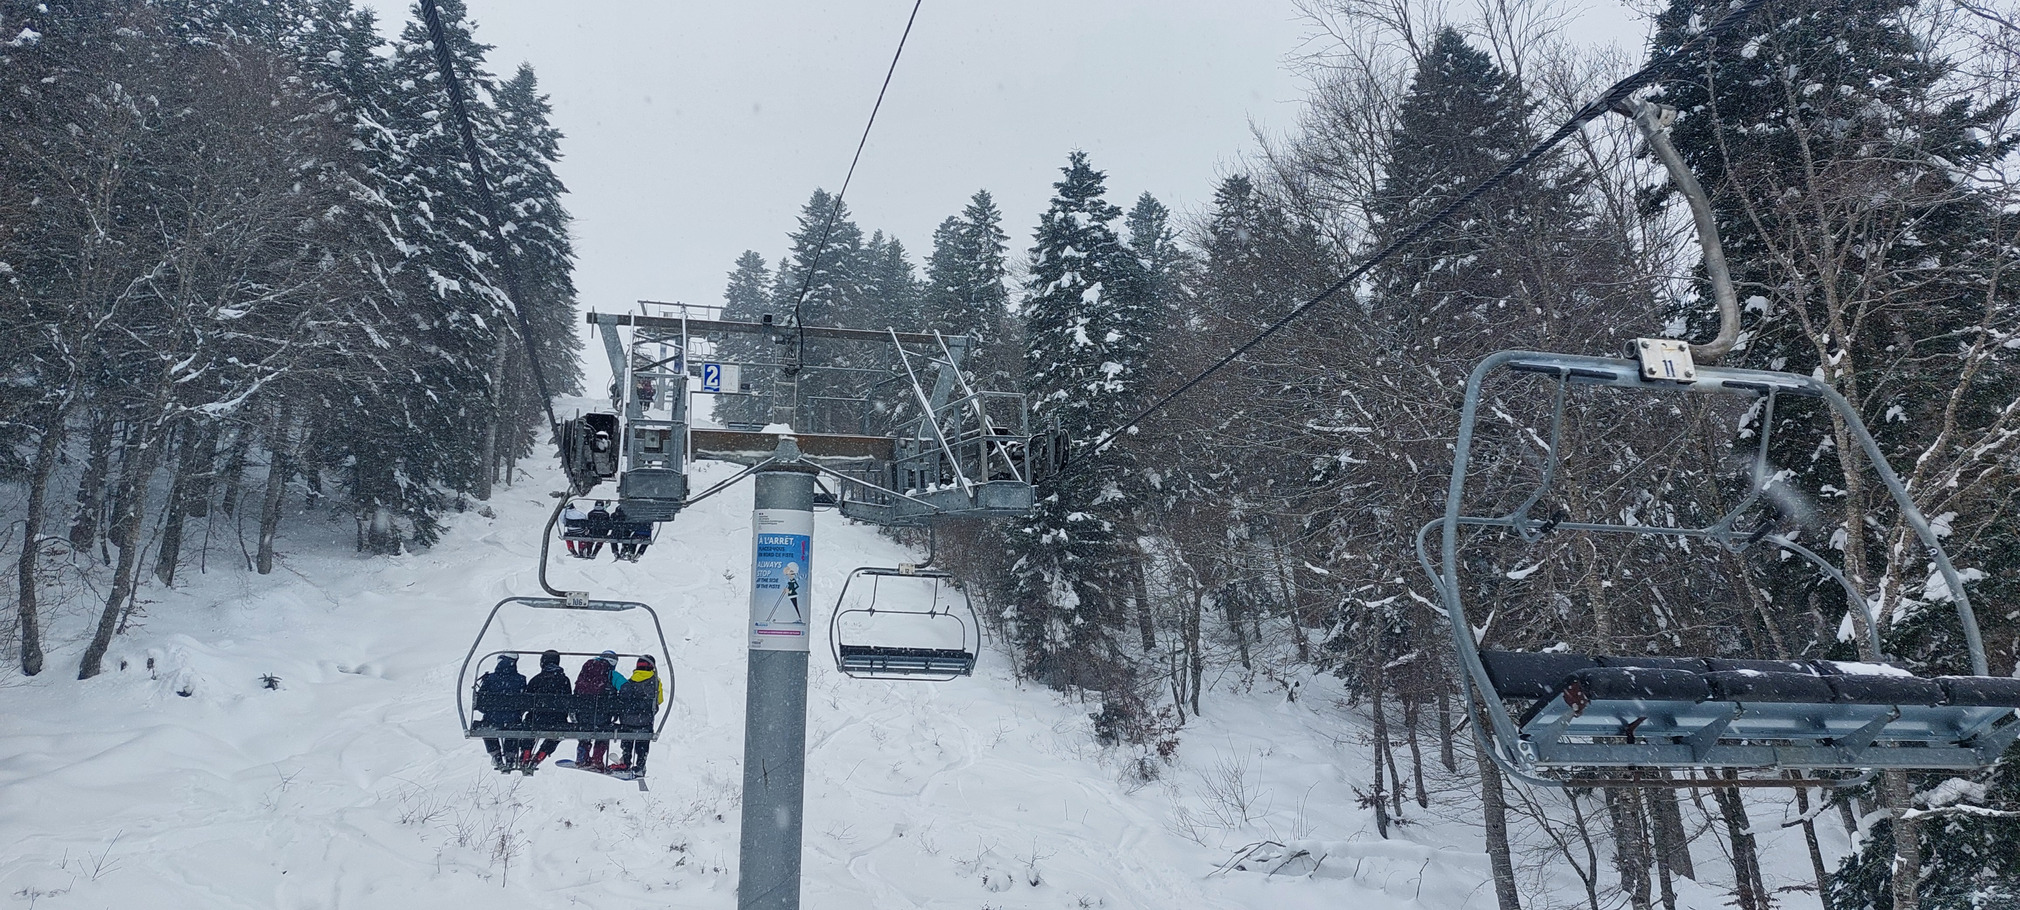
701,362,723,393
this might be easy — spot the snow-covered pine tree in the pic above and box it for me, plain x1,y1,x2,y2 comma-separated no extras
711,251,774,427
352,0,513,544
1141,174,1337,687
767,188,867,430
1122,192,1187,337
920,190,1014,389
1326,26,1649,863
490,62,583,479
1650,3,2020,907
1006,151,1151,690
724,251,773,322
860,231,921,332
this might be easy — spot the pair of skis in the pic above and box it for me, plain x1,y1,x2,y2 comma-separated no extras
555,759,649,791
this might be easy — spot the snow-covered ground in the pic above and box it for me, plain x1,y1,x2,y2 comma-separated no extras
1,456,1837,908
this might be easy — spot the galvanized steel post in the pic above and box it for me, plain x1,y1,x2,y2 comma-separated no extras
738,437,816,910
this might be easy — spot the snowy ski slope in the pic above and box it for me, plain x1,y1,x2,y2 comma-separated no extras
0,457,1823,908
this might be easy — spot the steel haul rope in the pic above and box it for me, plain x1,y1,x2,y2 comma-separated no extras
418,0,566,440
1076,0,1771,469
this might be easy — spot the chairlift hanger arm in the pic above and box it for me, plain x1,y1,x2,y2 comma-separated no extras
1618,99,1739,363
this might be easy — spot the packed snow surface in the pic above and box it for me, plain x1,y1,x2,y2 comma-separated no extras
1,458,1826,907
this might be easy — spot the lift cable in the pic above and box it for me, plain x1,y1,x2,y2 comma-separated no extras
1073,0,1769,470
418,0,565,439
784,0,927,373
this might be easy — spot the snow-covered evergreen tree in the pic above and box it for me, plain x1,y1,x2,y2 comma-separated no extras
860,230,922,332
920,190,1014,387
1122,192,1185,337
767,188,867,430
1006,151,1151,689
708,251,774,427
348,0,513,542
488,62,582,481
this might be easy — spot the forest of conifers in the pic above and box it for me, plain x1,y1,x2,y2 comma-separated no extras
5,1,2019,909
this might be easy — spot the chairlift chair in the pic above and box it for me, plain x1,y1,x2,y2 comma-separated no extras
458,597,677,748
1420,100,2020,788
828,565,981,681
557,498,658,550
559,412,621,493
1420,349,2020,788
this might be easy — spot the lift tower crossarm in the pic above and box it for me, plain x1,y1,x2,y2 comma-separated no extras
595,310,945,346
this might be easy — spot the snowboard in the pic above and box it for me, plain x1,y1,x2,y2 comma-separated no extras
555,759,648,790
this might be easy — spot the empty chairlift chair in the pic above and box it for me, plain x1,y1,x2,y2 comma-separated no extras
829,566,981,681
1420,350,2020,787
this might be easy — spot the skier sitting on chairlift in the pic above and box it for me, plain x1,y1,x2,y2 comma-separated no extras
610,504,634,561
572,650,619,770
561,502,589,557
623,518,652,562
608,505,651,562
520,649,572,772
636,377,656,407
583,500,613,558
475,654,527,771
608,655,663,777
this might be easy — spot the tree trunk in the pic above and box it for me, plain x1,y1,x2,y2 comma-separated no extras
68,412,115,550
153,425,203,586
1404,694,1428,808
183,426,220,519
1184,585,1203,717
1436,674,1457,772
217,428,252,517
1131,557,1156,651
256,444,292,575
1794,785,1831,905
1713,779,1767,910
16,410,65,677
1478,743,1521,910
78,422,166,679
1224,586,1251,671
1368,653,1392,836
1606,787,1655,910
1883,771,1921,910
1648,784,1695,880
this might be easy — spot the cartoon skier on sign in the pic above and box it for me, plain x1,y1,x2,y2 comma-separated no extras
765,562,804,622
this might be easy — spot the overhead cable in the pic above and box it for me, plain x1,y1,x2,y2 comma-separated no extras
1076,0,1770,467
418,0,565,438
784,0,927,371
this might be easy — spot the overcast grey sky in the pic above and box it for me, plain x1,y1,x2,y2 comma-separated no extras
361,1,1649,323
